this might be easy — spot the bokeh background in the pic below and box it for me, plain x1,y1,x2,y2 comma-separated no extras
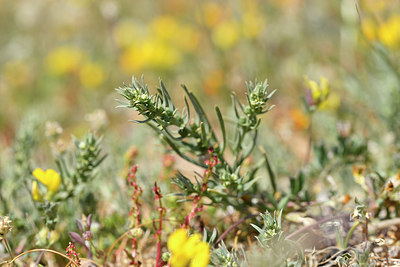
2,0,400,167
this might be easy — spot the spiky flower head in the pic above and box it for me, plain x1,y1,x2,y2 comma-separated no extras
0,216,12,241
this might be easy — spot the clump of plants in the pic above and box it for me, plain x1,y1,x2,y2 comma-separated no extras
2,70,400,266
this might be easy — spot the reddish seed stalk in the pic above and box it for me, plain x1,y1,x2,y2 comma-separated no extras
153,182,165,267
128,164,142,226
127,164,143,265
184,147,218,229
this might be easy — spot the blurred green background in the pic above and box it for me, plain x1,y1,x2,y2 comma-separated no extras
1,0,400,179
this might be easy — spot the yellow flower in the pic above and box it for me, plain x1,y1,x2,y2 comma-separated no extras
119,40,181,73
150,16,179,42
32,168,61,193
168,229,187,254
212,20,240,50
79,62,105,89
46,46,85,76
304,76,330,109
241,10,266,39
352,165,368,192
32,181,44,202
377,15,400,49
191,242,210,267
167,229,210,267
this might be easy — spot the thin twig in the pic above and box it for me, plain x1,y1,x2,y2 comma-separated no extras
215,214,258,247
6,248,80,266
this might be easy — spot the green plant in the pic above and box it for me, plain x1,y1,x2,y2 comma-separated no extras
117,77,276,212
55,132,106,202
250,210,304,266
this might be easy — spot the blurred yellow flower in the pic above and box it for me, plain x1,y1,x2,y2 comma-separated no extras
241,11,266,39
32,168,61,194
120,44,146,73
3,60,31,88
319,92,341,111
212,20,239,50
32,181,44,202
150,16,199,52
79,62,105,89
120,40,181,73
304,76,330,109
352,165,368,192
377,15,400,49
113,20,139,48
46,46,85,75
167,229,210,267
150,16,179,41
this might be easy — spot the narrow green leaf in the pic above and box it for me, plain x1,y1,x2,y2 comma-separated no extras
278,195,290,210
215,106,226,154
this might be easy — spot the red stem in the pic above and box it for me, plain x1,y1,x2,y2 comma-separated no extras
155,205,163,267
154,184,164,267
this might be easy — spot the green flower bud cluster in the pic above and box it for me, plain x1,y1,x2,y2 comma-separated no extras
72,133,106,184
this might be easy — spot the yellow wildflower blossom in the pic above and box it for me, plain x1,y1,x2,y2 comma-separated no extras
32,181,44,202
46,46,85,75
352,165,368,192
212,20,240,50
79,62,105,89
241,10,266,39
303,76,330,109
120,40,181,73
32,168,61,193
377,15,400,49
167,229,210,267
150,16,179,42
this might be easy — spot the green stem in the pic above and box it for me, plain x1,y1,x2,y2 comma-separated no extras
3,238,14,259
259,146,277,194
343,221,360,249
304,114,313,166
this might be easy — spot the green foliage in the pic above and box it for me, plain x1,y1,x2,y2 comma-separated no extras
250,211,303,267
56,132,106,200
13,114,40,182
118,77,275,211
211,241,244,267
